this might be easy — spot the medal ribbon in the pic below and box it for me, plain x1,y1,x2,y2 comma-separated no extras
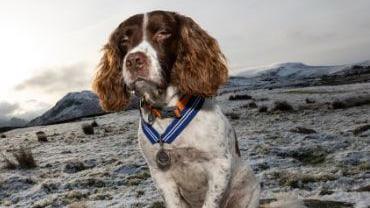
141,96,205,144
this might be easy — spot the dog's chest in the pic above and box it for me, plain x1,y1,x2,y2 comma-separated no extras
170,149,209,206
144,145,211,183
148,145,210,205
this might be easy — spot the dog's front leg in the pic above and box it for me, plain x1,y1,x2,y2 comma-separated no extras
202,157,232,208
150,168,189,208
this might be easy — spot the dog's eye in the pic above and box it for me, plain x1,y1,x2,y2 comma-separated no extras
155,29,172,42
119,35,130,51
122,35,129,43
120,35,130,48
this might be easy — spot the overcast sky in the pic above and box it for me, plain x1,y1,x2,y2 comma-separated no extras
1,0,370,120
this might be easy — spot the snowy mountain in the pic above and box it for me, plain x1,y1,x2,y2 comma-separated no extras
236,60,370,79
28,91,140,127
222,60,370,94
28,91,105,126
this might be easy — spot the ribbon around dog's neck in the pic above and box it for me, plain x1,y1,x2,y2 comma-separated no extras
142,95,190,120
140,95,205,144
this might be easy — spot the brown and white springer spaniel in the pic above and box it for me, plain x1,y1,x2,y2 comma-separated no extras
93,10,261,208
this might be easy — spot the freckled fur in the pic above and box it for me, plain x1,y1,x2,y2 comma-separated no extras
138,97,260,208
92,10,302,208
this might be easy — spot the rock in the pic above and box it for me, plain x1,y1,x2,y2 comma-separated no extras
0,176,36,199
113,164,144,175
351,124,370,136
290,126,317,134
64,160,87,174
81,123,94,135
36,131,48,142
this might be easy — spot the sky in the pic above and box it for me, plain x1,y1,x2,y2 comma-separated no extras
0,0,370,120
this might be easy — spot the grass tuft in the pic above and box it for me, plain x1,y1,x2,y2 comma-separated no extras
258,105,268,113
1,153,17,169
229,94,252,101
272,101,294,112
13,147,37,169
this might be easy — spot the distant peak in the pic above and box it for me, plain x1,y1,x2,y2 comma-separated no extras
355,60,370,66
270,62,308,68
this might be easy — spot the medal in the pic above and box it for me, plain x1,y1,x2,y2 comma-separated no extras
155,137,171,170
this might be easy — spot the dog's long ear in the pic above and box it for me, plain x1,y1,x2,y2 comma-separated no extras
92,40,130,112
171,14,228,97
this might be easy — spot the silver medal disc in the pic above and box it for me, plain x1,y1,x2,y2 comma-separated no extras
156,149,171,170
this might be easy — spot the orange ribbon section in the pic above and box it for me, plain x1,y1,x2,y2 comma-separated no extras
144,95,190,119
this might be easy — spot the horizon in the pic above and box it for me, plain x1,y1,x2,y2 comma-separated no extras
1,0,370,121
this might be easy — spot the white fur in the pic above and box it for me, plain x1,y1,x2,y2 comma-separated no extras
137,88,260,208
122,13,164,87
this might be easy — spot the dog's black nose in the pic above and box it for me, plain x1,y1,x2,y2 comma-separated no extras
126,52,148,72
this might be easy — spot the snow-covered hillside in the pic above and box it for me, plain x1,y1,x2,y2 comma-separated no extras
1,82,369,208
235,60,370,79
221,60,370,95
28,91,105,126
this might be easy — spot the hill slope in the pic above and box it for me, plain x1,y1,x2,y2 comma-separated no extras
28,91,104,126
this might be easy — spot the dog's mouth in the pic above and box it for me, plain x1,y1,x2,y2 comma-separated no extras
130,79,166,105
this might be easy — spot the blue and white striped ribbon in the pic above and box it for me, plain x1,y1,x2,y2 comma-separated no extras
141,96,205,144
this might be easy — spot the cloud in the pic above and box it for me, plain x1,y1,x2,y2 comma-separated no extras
15,63,91,94
0,102,20,119
0,100,51,121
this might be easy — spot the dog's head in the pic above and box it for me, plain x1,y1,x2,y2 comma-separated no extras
92,10,228,112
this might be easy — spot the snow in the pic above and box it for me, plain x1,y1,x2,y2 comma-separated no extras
1,82,369,207
234,60,370,79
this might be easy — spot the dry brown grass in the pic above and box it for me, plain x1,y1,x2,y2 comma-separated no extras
81,123,94,135
1,153,17,169
331,95,370,109
258,105,268,112
272,101,294,112
36,131,48,142
12,147,37,169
